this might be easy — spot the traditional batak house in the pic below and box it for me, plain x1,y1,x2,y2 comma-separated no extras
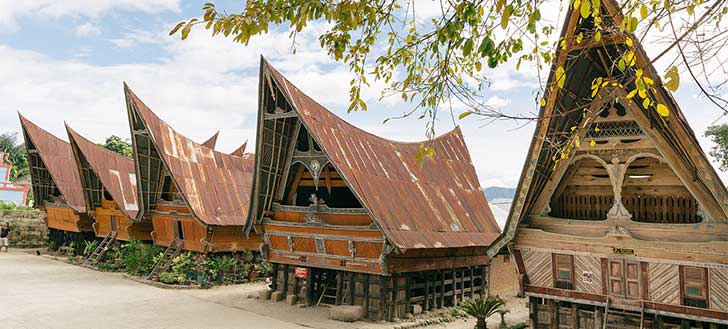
248,59,501,320
18,114,93,244
488,0,728,327
124,84,261,266
66,125,152,265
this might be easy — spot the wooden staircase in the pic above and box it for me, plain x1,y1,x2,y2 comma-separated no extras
145,239,183,280
82,231,117,268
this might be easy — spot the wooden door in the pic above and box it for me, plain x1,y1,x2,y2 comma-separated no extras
607,259,640,299
608,260,625,297
625,261,640,299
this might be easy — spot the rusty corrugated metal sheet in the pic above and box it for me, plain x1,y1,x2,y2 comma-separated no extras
124,86,254,226
66,125,139,219
201,131,219,150
230,141,248,157
264,60,501,250
18,114,86,213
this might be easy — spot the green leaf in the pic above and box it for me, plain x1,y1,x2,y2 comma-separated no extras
640,4,648,19
555,66,566,88
459,111,473,119
581,0,591,18
169,21,186,36
475,61,482,72
501,5,512,29
656,103,670,117
594,31,601,41
181,22,193,40
463,39,474,56
664,65,680,91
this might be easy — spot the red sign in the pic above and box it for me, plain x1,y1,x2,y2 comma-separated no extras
294,267,309,279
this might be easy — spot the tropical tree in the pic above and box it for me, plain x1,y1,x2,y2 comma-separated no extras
0,132,29,181
460,295,507,329
705,124,728,171
172,0,728,160
102,135,133,157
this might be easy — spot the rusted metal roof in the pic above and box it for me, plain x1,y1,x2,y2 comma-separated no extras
230,141,247,157
124,85,255,226
201,131,219,150
263,60,501,250
66,125,139,219
18,114,86,213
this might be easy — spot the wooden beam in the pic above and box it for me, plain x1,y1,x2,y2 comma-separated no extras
363,273,370,319
285,165,304,204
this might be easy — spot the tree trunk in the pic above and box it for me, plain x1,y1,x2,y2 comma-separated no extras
476,317,486,329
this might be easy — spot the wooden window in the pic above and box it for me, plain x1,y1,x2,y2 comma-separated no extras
607,260,641,299
681,266,708,308
553,254,574,290
503,254,510,263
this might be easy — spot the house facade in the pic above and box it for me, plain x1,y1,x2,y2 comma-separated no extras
488,0,728,327
248,59,502,320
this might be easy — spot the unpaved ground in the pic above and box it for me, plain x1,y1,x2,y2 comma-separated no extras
0,249,527,329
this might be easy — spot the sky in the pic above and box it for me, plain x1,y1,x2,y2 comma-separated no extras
1,0,727,190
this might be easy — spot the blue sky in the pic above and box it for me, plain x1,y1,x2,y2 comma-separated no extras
1,0,726,191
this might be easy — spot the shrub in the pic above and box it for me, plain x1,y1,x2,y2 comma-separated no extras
121,241,162,276
83,240,99,257
460,295,506,329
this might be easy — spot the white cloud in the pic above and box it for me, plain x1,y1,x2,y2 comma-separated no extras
74,22,100,37
0,0,180,31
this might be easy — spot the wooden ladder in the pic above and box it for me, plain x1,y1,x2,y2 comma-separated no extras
145,239,183,280
82,231,117,268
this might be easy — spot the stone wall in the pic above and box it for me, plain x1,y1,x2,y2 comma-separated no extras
489,253,519,297
0,210,47,248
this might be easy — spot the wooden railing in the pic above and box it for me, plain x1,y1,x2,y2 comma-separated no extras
622,194,700,224
551,194,613,220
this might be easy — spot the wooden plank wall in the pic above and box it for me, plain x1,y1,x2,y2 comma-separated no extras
574,255,602,294
648,263,680,305
522,249,552,287
710,268,728,312
45,205,84,232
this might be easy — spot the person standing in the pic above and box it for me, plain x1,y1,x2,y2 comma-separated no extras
0,222,10,252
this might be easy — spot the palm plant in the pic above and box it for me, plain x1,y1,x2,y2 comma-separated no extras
460,295,506,329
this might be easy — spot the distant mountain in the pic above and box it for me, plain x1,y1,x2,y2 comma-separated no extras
483,186,516,200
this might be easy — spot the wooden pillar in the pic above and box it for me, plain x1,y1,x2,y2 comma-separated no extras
460,268,465,302
655,314,664,329
404,275,411,315
335,271,343,305
451,269,458,306
363,274,370,319
594,307,603,329
469,267,475,298
392,274,399,319
349,273,355,306
425,272,430,311
550,300,559,329
439,270,445,308
482,265,488,297
530,297,539,329
680,320,690,329
282,264,289,295
304,268,313,306
378,275,387,321
270,263,279,291
571,303,578,329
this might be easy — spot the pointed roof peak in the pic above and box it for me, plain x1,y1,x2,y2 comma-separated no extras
201,131,220,150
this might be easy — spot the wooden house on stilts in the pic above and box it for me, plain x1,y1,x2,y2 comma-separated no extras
124,84,261,259
488,0,728,327
18,114,93,245
248,59,501,320
66,125,152,265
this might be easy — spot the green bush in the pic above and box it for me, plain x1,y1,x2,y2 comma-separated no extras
83,240,99,257
0,201,32,210
160,272,184,284
120,241,162,276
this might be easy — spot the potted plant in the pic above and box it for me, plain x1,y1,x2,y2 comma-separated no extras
459,295,506,329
